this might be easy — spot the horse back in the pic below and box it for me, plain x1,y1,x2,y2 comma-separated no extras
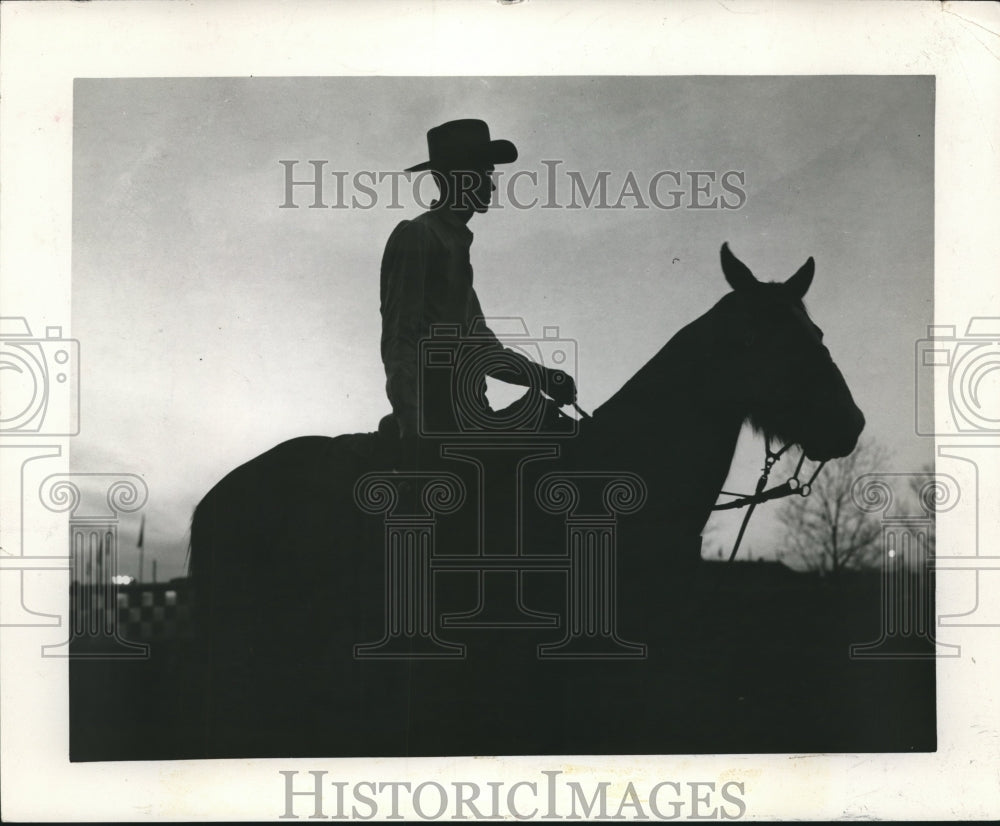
189,432,391,577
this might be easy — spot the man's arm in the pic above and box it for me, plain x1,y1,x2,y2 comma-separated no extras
381,221,429,439
467,289,577,406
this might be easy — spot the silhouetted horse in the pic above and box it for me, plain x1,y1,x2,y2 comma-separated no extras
188,243,864,757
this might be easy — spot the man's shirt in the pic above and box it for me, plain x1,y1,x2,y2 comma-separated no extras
379,207,502,437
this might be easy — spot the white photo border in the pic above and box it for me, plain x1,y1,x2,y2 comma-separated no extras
1,0,999,821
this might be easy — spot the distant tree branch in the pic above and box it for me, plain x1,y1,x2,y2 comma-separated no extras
777,438,890,576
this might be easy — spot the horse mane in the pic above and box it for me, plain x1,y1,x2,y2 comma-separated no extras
584,282,817,477
590,297,732,431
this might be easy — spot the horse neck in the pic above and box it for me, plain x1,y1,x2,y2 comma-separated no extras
585,309,746,532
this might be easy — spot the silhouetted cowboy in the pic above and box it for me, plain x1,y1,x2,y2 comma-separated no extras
380,119,576,457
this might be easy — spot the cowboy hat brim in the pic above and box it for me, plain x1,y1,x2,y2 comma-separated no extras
405,138,518,173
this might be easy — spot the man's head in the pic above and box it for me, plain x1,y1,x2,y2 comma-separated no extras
431,165,496,214
406,119,516,215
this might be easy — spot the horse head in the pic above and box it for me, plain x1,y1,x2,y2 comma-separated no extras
711,242,865,462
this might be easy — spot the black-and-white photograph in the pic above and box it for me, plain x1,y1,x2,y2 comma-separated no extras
2,2,998,822
66,74,935,760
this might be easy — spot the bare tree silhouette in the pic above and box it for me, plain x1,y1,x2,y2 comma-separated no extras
777,438,890,577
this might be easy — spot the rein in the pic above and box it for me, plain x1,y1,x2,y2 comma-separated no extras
712,436,826,563
566,401,826,564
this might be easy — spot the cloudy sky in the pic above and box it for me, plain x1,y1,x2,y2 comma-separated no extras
71,75,934,580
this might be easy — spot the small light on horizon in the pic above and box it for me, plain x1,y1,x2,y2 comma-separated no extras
112,575,134,585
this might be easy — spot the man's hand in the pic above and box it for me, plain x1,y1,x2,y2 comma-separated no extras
543,367,577,407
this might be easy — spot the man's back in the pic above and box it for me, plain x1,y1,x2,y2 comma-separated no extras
380,208,500,439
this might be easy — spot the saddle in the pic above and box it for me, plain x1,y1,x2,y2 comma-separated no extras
373,389,580,470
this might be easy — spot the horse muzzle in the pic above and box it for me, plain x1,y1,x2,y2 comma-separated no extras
803,403,866,461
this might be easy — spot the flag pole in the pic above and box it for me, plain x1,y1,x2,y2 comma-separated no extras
137,514,146,583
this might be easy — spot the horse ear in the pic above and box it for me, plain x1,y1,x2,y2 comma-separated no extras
786,257,815,299
720,242,758,292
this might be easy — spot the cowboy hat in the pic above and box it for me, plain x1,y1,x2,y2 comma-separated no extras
405,119,518,173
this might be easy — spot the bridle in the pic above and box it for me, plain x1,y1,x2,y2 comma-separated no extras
570,402,826,563
712,435,826,563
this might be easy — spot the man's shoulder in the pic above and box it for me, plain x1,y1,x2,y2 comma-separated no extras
385,214,437,247
386,212,455,254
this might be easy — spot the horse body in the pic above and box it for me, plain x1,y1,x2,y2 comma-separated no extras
188,243,864,756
